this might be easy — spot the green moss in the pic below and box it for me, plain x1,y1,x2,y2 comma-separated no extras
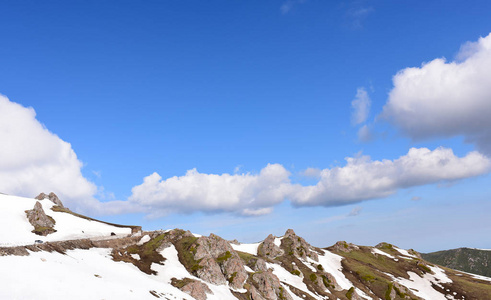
228,272,237,283
174,236,203,273
217,251,232,263
417,262,432,273
291,269,301,276
317,264,324,271
385,282,393,300
322,275,331,288
279,286,286,300
346,287,355,300
309,273,317,282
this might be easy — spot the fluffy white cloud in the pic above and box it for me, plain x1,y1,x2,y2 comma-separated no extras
0,95,98,210
128,164,292,216
382,32,491,155
289,147,490,206
351,87,371,125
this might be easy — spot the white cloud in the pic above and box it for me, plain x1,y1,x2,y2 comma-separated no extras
382,32,491,155
0,95,98,211
348,206,362,216
128,164,292,216
351,87,371,125
289,147,490,207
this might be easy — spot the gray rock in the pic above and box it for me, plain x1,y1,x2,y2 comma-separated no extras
258,234,283,259
180,279,213,300
35,192,64,208
283,229,318,261
193,234,247,289
252,270,293,300
25,201,56,236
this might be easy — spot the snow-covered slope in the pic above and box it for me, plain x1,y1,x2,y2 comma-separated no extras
1,193,490,300
0,193,131,246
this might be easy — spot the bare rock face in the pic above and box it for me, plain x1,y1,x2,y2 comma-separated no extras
258,234,283,259
251,270,293,300
35,192,64,208
331,241,359,253
282,229,318,261
25,201,56,236
249,285,267,300
175,278,213,300
193,234,247,289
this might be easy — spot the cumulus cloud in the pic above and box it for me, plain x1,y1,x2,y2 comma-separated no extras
289,147,490,207
382,32,491,155
0,95,98,211
351,87,371,125
128,164,292,216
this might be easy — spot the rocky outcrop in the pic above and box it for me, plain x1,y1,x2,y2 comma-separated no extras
282,229,319,261
251,270,293,300
35,192,65,208
331,241,360,253
193,233,247,289
25,201,56,236
258,234,283,259
172,278,213,300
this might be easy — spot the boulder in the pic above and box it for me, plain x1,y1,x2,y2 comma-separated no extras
25,201,56,236
180,279,213,300
252,270,293,300
193,234,248,289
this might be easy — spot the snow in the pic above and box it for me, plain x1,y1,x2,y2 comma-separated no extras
130,253,140,260
274,237,282,247
0,194,131,246
0,247,193,300
231,242,261,255
458,270,491,282
266,262,320,299
244,265,254,272
393,247,418,258
371,248,396,259
316,249,353,291
137,235,151,245
394,265,452,300
281,283,305,300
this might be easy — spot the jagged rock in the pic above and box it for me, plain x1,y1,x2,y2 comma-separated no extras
253,258,268,272
282,229,318,261
252,270,293,300
193,234,247,289
174,278,213,300
249,285,267,300
258,234,283,258
25,201,56,236
196,257,227,285
35,192,64,208
229,239,239,245
331,241,359,253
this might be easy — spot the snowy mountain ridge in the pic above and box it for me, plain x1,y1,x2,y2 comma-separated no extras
1,193,490,300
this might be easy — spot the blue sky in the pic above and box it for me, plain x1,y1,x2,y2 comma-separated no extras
1,0,491,252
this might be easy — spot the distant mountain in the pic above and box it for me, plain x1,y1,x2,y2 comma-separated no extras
1,193,491,300
422,248,491,277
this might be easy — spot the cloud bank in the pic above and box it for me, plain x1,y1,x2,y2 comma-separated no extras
0,95,98,211
129,164,292,217
382,32,491,155
289,147,490,207
351,87,371,125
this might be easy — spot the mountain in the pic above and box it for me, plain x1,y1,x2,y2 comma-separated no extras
1,193,490,300
422,248,491,277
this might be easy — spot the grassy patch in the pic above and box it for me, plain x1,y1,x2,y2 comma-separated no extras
385,282,393,300
291,269,301,276
309,273,317,282
346,287,355,300
217,251,232,263
171,277,195,289
174,235,203,274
